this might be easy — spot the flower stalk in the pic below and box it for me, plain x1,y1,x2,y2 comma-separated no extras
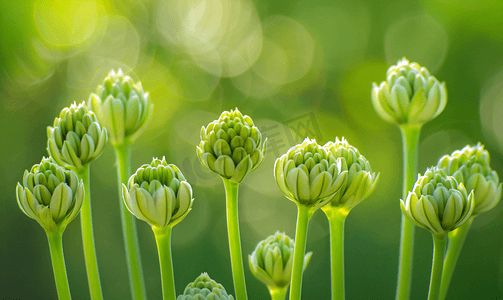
153,226,176,300
269,286,288,300
289,204,311,300
47,230,72,300
223,178,248,300
428,234,447,300
326,209,347,300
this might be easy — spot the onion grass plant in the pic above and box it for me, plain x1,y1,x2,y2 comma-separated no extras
90,69,154,299
47,102,108,300
372,58,447,300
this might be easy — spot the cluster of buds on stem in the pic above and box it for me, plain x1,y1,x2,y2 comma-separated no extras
177,273,235,300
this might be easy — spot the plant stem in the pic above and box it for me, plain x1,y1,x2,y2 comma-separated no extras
439,218,474,300
46,230,72,300
153,227,176,300
396,125,421,300
289,204,311,300
428,234,447,300
115,142,147,300
326,209,347,300
268,286,288,300
78,165,103,300
222,178,248,300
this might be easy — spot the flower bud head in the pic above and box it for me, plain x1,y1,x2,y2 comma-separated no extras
249,231,312,289
274,138,348,208
16,157,84,232
90,69,154,145
437,143,501,216
400,167,475,235
123,157,194,228
197,108,267,183
47,102,108,171
371,58,447,126
177,273,235,300
322,137,379,212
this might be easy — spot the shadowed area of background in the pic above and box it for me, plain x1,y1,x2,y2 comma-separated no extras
1,0,503,299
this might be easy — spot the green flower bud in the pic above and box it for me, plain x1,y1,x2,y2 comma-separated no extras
249,231,312,289
322,137,380,213
16,157,84,232
437,143,502,216
122,157,194,229
90,69,154,145
196,108,267,183
371,58,447,126
400,167,475,236
274,138,348,208
177,273,235,300
47,102,108,172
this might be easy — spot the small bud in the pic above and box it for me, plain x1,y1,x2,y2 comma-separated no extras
400,167,475,235
371,58,447,126
16,157,84,232
47,102,108,172
90,69,154,145
274,138,348,208
322,137,380,212
249,231,312,289
197,108,267,183
122,157,194,229
437,143,502,216
177,273,235,300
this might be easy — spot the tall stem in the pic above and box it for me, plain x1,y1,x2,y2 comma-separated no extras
268,286,288,300
396,125,421,300
115,142,147,300
289,204,311,300
46,230,72,300
327,209,347,300
222,178,248,300
78,165,103,300
153,227,176,300
428,234,447,300
439,218,473,300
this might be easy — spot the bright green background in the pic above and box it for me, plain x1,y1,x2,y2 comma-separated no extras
1,0,503,299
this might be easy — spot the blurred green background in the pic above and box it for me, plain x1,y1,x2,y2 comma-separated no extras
1,0,503,299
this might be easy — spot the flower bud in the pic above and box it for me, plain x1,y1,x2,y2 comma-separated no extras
122,157,194,229
371,58,447,126
249,231,312,289
322,137,379,212
197,108,267,183
274,138,348,208
90,69,154,145
177,273,235,300
400,167,475,236
437,143,502,216
47,102,108,171
16,157,84,232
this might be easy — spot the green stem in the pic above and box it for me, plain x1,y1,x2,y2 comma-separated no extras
327,209,347,300
78,165,103,300
439,218,474,300
153,227,176,300
46,230,72,300
222,178,248,300
396,125,421,300
268,286,288,300
428,234,447,300
115,142,147,300
289,204,311,300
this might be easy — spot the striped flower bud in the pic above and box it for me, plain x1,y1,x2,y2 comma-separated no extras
177,273,235,300
90,69,154,145
249,231,312,289
197,108,267,183
322,137,379,212
16,157,84,232
274,138,348,208
437,143,501,216
371,58,447,126
122,157,194,229
47,102,108,171
400,167,475,236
